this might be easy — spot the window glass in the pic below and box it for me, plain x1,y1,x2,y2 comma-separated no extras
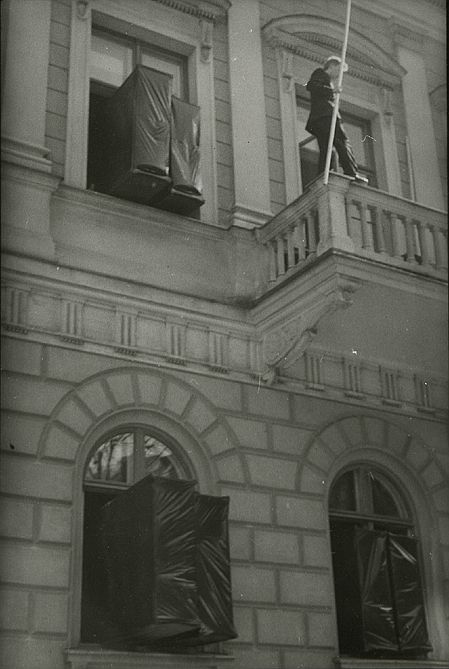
85,432,134,483
371,473,402,518
329,470,356,512
342,119,366,167
144,435,179,478
296,96,377,188
90,33,133,87
141,50,182,98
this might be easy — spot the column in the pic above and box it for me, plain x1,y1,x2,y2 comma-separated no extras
1,0,52,170
228,0,271,228
397,46,444,209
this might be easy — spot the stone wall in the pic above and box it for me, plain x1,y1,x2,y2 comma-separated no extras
1,336,448,669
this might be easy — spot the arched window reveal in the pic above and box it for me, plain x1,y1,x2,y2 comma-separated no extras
81,427,236,651
329,466,431,659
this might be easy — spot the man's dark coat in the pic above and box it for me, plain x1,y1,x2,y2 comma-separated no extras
305,67,341,134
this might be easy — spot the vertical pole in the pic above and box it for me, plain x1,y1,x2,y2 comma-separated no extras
323,0,352,185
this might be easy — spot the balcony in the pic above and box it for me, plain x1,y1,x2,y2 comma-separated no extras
257,173,448,290
251,173,447,385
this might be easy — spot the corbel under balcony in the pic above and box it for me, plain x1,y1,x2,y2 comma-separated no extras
256,277,360,385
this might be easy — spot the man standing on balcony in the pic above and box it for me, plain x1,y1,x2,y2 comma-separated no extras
306,56,368,184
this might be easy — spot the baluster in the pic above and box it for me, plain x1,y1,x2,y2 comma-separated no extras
295,221,304,261
430,225,445,270
391,214,404,259
382,210,393,257
416,222,430,266
268,241,276,282
370,206,385,253
359,201,373,251
306,213,316,255
276,235,285,276
287,227,295,269
345,196,352,237
404,217,416,263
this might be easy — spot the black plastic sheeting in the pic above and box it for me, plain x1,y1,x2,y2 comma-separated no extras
331,523,431,657
168,494,237,645
170,97,202,195
355,528,432,655
389,534,432,653
356,529,398,652
99,475,236,647
100,65,172,202
100,476,201,645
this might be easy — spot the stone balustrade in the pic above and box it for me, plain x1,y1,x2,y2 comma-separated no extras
259,173,448,285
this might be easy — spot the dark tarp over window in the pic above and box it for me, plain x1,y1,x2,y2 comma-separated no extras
155,96,205,214
331,523,431,657
169,494,237,646
99,475,236,647
170,97,202,195
101,65,172,204
356,529,398,652
389,534,432,654
100,476,200,644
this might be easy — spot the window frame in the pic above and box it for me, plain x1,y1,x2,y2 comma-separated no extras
69,407,219,650
83,425,192,491
89,26,189,100
329,465,431,659
80,423,196,646
64,0,218,223
295,94,379,189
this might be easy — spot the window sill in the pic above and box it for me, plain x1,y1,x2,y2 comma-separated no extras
334,657,449,669
65,648,234,669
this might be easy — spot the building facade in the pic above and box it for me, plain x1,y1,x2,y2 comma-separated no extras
1,1,448,669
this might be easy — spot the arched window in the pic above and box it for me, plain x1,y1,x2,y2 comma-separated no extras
329,466,432,659
80,425,236,651
81,427,191,644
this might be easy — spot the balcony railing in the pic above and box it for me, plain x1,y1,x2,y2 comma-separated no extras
258,174,448,286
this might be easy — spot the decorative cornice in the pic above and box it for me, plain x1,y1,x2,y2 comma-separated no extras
151,0,231,22
389,19,427,47
263,16,406,89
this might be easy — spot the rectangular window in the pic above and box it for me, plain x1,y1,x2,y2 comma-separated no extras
296,97,377,188
87,28,203,215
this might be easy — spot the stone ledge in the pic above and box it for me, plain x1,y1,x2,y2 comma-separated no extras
65,648,234,669
334,657,449,669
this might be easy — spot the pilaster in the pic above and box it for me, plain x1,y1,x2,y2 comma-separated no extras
394,39,445,209
228,0,271,229
276,48,302,203
1,0,53,172
64,0,92,188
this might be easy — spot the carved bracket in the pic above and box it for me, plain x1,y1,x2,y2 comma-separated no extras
280,49,294,93
260,280,360,385
76,0,90,20
380,88,394,123
200,19,213,63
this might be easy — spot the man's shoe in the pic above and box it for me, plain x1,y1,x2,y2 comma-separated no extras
354,173,369,184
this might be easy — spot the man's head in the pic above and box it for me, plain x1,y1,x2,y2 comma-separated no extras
324,56,348,81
